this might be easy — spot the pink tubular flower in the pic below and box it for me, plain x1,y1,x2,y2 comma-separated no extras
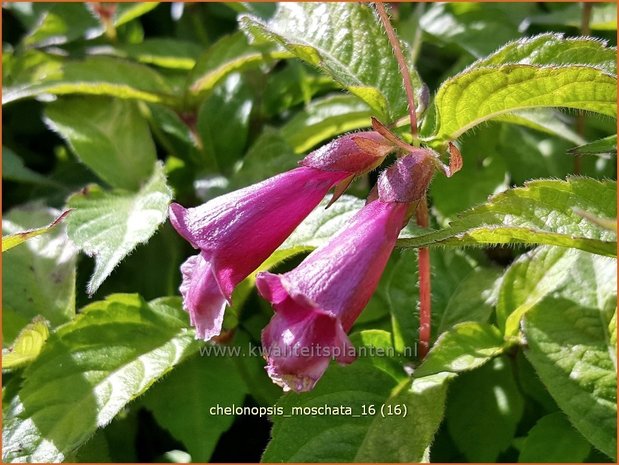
170,131,392,340
256,150,436,392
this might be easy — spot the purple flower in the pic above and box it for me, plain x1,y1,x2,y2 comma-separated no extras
256,151,435,392
170,132,392,340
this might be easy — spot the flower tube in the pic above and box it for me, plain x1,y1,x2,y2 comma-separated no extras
257,150,435,391
170,132,392,340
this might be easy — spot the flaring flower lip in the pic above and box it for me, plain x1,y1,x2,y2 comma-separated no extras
257,199,408,391
258,273,356,392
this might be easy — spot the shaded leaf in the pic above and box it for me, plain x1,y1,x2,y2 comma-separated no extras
519,412,591,462
117,39,201,70
446,357,525,462
264,331,445,462
189,31,290,100
197,73,253,173
420,3,523,58
415,323,507,378
569,134,617,156
2,147,57,186
436,269,502,335
22,3,101,48
355,372,450,462
529,3,617,31
45,97,157,190
142,355,247,462
2,205,77,344
281,94,372,154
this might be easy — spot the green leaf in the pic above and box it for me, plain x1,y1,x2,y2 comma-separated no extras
45,97,157,190
2,294,198,462
399,178,618,257
197,73,253,173
498,124,576,184
420,3,522,58
494,108,585,146
2,205,77,344
433,64,616,141
240,3,424,123
4,57,177,106
66,162,173,295
529,3,617,31
570,134,617,156
436,268,501,334
362,247,480,352
514,350,558,413
519,412,591,462
142,354,247,462
189,31,291,100
117,39,201,70
69,429,112,463
354,372,450,462
262,331,404,462
263,331,447,462
2,209,71,252
277,194,365,254
474,34,617,75
2,317,50,370
2,146,57,186
365,249,419,349
446,357,525,462
281,94,372,154
22,3,101,48
522,250,617,459
3,49,64,88
430,126,509,220
414,323,507,378
231,127,299,188
261,62,336,118
498,247,617,338
91,223,185,301
113,2,159,27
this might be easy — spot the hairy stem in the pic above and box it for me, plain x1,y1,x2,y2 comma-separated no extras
416,197,431,359
575,2,593,174
375,2,417,135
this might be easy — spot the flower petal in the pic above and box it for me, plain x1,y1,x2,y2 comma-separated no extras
179,253,227,340
260,295,356,392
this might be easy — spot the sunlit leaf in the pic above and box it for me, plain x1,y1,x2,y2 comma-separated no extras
66,162,173,295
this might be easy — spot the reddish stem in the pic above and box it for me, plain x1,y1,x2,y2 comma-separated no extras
376,1,431,359
416,197,431,359
375,2,417,135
